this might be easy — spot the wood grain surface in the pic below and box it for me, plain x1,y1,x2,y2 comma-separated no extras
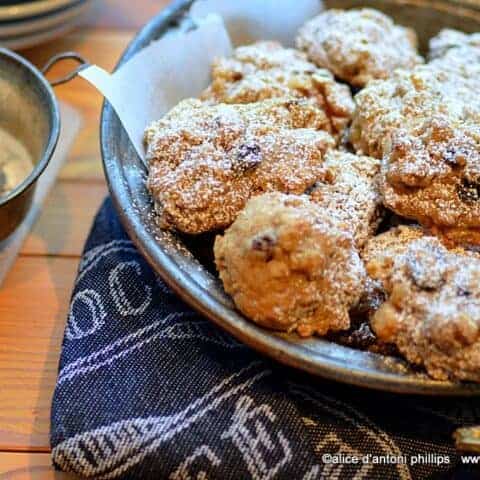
0,453,71,479
0,0,170,475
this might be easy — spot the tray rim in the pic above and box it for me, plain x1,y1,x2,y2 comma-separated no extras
100,0,480,396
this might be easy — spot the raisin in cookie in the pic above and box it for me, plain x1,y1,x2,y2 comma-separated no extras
368,235,480,382
201,41,355,139
296,8,423,87
145,98,335,234
214,193,365,337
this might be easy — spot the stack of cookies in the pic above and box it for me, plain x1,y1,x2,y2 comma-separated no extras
144,8,480,383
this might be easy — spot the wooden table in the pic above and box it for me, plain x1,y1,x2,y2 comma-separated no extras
0,1,169,476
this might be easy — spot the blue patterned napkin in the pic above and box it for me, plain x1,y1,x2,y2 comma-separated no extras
51,198,480,479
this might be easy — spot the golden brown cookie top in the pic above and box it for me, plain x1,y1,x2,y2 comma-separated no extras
201,41,355,139
145,98,335,234
296,8,423,87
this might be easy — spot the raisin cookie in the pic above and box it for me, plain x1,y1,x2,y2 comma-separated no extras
201,41,355,139
214,193,365,337
296,8,423,87
351,65,480,246
368,235,480,382
146,98,335,234
429,29,480,66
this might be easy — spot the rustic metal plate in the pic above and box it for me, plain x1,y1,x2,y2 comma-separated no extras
100,0,480,395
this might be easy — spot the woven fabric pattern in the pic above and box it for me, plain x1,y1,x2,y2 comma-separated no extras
51,198,480,479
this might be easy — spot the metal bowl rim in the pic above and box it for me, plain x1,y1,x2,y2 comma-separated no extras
0,0,81,22
100,0,480,396
0,47,60,208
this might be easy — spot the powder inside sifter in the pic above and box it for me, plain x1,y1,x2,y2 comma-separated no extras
0,126,34,199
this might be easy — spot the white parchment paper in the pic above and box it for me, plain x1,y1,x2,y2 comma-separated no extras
79,0,323,159
191,0,321,46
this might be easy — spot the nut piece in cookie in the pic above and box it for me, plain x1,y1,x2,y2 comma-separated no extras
296,8,423,87
309,150,383,248
145,98,335,234
214,193,365,337
351,65,480,245
201,41,355,139
367,236,480,382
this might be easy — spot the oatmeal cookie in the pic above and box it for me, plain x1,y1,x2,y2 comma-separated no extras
351,65,480,158
359,225,475,317
359,225,426,318
296,8,423,87
309,150,383,248
429,29,480,62
214,193,365,337
368,236,480,382
146,98,335,234
351,66,480,244
201,41,355,139
363,226,426,276
380,116,480,246
429,30,480,83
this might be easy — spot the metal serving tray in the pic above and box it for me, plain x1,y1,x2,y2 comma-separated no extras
101,0,480,395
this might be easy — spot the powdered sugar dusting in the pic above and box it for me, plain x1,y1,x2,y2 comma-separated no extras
145,97,335,234
296,8,423,87
214,192,366,337
351,37,480,243
309,150,383,248
368,235,480,382
201,41,355,138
